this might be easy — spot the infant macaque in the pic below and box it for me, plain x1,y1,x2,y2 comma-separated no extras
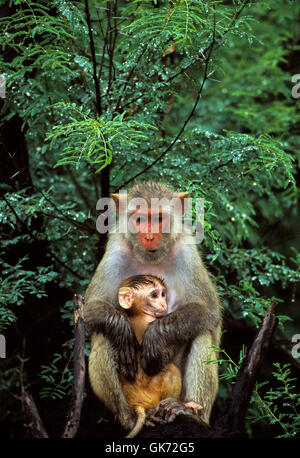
118,275,203,438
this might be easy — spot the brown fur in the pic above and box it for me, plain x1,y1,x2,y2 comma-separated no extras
119,275,181,438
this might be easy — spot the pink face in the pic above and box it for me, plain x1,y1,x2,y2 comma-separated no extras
144,284,167,318
129,209,170,255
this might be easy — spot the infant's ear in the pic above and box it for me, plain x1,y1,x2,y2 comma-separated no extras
118,287,134,309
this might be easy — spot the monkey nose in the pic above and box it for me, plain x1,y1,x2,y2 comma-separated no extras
145,233,154,241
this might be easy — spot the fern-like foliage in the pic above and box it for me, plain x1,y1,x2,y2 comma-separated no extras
207,348,300,437
248,363,300,438
39,351,73,400
47,104,157,172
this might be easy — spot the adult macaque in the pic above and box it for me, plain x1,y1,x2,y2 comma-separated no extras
85,181,222,431
118,274,203,438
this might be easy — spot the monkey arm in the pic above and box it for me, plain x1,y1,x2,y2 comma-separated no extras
85,301,140,381
140,302,220,376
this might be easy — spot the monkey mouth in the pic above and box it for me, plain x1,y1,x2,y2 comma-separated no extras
146,249,157,254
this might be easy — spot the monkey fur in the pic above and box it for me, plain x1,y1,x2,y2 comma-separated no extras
118,275,183,438
85,181,222,431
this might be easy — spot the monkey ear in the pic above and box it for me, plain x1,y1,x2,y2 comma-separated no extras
111,193,127,214
118,287,134,309
111,194,120,214
174,192,189,214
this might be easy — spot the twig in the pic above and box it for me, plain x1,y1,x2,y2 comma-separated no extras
21,295,86,438
97,8,110,81
66,167,93,212
115,0,252,189
62,295,86,438
2,195,86,280
23,390,49,438
38,190,96,234
87,0,110,209
117,15,216,190
217,301,278,435
158,77,183,138
115,45,148,112
85,0,102,116
107,1,113,95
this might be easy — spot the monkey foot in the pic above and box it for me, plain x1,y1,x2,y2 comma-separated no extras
145,407,168,427
183,401,203,416
148,398,203,425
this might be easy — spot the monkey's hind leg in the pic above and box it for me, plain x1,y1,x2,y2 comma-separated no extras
146,364,203,426
183,333,219,426
89,333,135,430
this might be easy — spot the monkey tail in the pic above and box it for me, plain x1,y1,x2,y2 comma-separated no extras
125,406,146,438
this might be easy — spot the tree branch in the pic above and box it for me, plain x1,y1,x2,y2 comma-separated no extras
117,18,216,190
23,390,49,438
62,295,86,438
21,295,86,438
115,0,253,189
85,0,102,116
3,195,86,280
216,301,278,436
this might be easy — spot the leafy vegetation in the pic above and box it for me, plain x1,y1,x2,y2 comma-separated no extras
207,346,300,437
0,0,299,438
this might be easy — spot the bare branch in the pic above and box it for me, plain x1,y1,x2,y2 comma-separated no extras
62,295,86,438
217,302,278,436
21,295,86,438
23,390,49,438
85,0,102,116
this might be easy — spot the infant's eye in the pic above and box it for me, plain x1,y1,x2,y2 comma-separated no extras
161,291,166,297
151,291,158,299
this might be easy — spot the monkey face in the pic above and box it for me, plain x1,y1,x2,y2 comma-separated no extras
119,276,168,318
111,183,189,265
127,209,175,264
145,286,167,318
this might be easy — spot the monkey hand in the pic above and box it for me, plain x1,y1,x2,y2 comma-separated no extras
93,303,140,382
117,317,140,382
140,320,173,375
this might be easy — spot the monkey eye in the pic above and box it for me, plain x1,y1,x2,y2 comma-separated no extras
161,291,166,297
134,215,145,225
152,214,164,224
151,291,158,299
